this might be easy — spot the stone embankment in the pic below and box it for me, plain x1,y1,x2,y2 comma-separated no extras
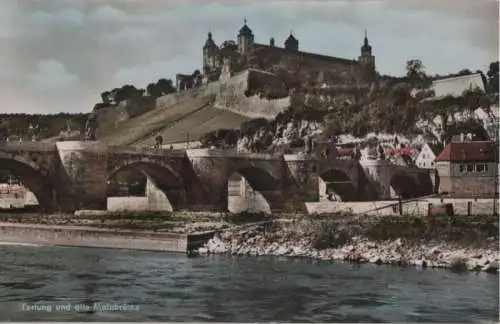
198,217,499,274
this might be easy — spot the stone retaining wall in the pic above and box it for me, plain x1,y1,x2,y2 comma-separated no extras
0,223,188,252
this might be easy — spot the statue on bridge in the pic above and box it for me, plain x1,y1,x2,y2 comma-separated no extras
377,144,385,160
353,145,361,160
84,113,98,141
304,135,313,154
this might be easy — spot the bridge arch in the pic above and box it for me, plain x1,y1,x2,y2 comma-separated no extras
0,154,55,211
227,166,282,214
318,168,358,201
107,160,186,211
390,173,420,199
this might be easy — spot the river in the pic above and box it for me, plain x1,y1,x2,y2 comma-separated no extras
0,244,498,322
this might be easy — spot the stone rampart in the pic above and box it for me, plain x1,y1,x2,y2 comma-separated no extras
156,69,289,119
213,69,289,119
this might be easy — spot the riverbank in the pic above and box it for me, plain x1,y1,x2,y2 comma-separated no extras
0,211,498,273
0,211,226,252
199,214,500,273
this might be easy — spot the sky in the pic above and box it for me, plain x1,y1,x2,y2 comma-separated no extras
0,0,498,114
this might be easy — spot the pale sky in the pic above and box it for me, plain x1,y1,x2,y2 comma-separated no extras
1,0,498,114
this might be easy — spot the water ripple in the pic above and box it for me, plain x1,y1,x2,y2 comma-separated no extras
0,246,498,322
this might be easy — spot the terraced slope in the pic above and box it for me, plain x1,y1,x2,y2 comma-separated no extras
134,106,250,146
99,96,214,146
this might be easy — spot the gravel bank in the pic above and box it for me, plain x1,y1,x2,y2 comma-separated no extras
198,217,499,273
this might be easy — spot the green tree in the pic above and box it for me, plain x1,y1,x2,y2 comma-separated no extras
487,61,499,93
406,59,427,87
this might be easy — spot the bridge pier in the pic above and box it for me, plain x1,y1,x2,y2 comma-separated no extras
360,160,392,200
185,149,229,212
283,154,319,204
56,141,109,211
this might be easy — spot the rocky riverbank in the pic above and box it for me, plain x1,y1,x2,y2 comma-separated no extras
198,215,500,273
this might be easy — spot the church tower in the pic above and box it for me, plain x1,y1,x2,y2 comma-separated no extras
358,30,375,75
237,19,254,55
203,31,218,73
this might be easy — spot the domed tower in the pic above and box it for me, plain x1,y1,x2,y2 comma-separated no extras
284,31,299,51
237,19,254,55
203,31,218,73
358,29,375,75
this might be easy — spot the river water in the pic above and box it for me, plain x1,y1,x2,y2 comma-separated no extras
0,244,498,322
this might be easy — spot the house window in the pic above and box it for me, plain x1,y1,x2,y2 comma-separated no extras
460,164,466,173
466,164,474,172
475,164,488,173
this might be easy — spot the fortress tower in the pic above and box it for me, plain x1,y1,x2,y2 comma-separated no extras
237,19,254,55
284,31,299,51
358,30,376,75
202,31,219,73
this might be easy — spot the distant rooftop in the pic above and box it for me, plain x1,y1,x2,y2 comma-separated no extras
435,140,498,163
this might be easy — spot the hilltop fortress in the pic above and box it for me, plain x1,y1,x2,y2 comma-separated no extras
175,20,376,91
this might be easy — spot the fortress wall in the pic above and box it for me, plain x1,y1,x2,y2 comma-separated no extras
214,69,290,119
156,85,209,109
156,81,223,110
95,101,130,137
156,68,289,119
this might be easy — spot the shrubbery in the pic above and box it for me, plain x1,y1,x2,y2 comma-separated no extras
308,214,498,249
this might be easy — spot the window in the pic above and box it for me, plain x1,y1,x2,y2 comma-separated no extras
475,164,489,173
466,164,474,172
460,164,466,173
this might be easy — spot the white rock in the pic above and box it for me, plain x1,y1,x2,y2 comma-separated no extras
198,247,209,255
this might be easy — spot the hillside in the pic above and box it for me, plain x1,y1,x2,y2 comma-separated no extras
133,106,250,146
98,94,250,146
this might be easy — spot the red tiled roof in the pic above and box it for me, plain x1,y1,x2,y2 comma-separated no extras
434,141,499,162
384,147,414,156
336,147,354,156
253,43,359,65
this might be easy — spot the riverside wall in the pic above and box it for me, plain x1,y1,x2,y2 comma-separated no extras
0,222,213,253
305,198,499,216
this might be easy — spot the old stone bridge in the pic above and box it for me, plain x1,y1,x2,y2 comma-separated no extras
0,141,433,213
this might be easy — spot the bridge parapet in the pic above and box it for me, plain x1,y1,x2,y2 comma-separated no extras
186,148,281,160
0,141,57,152
108,145,187,157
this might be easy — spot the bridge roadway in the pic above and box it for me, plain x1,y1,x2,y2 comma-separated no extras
0,141,433,213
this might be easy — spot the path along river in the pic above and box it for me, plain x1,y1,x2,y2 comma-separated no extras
0,244,498,322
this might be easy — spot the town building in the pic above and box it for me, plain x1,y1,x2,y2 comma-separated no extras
415,143,442,169
434,140,499,197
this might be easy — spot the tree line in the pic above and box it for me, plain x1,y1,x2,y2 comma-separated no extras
0,113,88,141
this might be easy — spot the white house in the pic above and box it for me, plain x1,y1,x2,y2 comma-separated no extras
415,143,442,169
